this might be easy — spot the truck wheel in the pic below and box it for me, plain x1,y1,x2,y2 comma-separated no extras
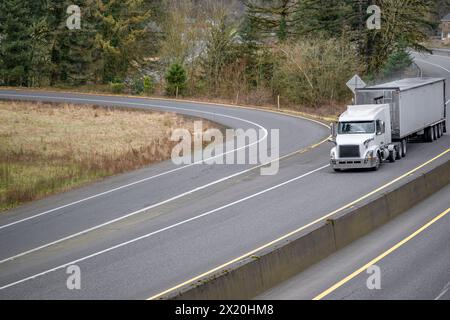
433,125,438,140
395,145,402,160
425,127,432,142
401,139,407,158
427,126,436,142
389,150,396,163
333,169,342,172
437,123,443,138
372,155,381,171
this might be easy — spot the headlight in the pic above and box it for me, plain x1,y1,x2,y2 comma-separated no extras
331,151,336,160
365,150,374,159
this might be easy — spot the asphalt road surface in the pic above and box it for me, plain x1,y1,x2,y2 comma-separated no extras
259,51,450,300
258,184,450,300
0,52,449,299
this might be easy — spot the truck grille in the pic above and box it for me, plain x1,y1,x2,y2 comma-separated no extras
339,145,360,158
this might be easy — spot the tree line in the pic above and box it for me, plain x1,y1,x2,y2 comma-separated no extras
0,0,444,109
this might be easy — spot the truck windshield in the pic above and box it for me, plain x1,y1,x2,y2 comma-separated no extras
338,121,375,134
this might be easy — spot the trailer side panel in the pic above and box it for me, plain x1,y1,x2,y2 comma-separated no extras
398,81,445,139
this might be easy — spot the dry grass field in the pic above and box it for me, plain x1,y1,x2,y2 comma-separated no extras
0,101,220,211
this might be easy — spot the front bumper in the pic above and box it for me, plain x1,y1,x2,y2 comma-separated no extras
331,157,378,170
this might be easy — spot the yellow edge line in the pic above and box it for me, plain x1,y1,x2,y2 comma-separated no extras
148,148,450,300
313,207,450,300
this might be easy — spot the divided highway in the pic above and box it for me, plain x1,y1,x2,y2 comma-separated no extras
0,52,449,299
259,51,450,300
259,184,450,300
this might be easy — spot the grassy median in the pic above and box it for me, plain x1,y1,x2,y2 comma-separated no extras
0,101,218,211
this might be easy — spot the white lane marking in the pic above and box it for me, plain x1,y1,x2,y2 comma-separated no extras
0,164,329,291
414,57,450,73
413,55,450,105
429,52,450,60
0,93,270,230
435,281,450,300
0,142,327,265
432,48,450,52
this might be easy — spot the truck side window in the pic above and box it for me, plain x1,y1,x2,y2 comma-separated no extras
376,120,385,135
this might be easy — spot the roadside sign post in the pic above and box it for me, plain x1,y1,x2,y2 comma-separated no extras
346,75,367,104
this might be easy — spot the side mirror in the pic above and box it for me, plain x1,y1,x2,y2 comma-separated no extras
329,122,337,144
376,120,385,135
330,122,337,138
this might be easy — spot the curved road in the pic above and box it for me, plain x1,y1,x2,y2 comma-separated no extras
0,53,449,299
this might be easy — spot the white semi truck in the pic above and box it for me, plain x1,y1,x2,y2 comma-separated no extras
330,78,447,171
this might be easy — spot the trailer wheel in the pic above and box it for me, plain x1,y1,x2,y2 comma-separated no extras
437,123,443,138
425,127,432,142
434,125,438,140
401,139,407,158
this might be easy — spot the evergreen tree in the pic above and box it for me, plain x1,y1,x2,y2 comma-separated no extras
359,0,437,73
0,0,33,86
237,15,273,89
0,0,163,86
48,0,101,85
165,62,187,96
96,0,158,83
294,0,354,38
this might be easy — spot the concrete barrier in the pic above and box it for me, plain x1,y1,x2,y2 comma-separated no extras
162,159,450,300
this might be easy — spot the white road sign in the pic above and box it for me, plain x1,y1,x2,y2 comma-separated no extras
346,75,366,94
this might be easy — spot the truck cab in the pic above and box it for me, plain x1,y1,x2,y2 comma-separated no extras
330,104,394,171
330,78,446,172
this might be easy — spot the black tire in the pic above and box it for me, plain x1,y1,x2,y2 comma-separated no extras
425,127,431,142
437,123,443,138
389,150,396,163
401,139,407,158
333,169,342,172
372,155,381,171
396,145,402,160
426,126,435,142
433,125,438,140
